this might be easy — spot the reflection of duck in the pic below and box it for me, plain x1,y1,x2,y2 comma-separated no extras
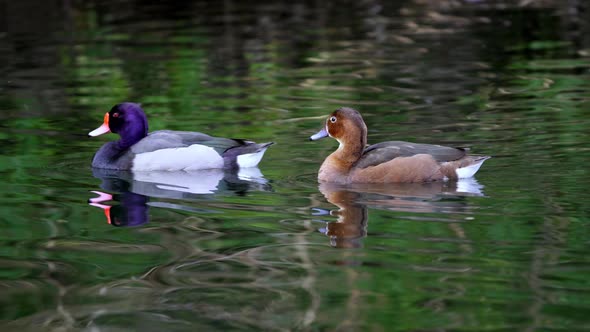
316,178,485,248
88,168,271,227
316,186,368,249
89,190,149,227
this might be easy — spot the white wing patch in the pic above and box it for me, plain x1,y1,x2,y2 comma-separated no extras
132,145,224,171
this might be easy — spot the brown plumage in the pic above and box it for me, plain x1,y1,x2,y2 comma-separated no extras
309,107,490,184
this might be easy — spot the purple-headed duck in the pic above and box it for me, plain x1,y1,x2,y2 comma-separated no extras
310,107,490,183
89,103,273,171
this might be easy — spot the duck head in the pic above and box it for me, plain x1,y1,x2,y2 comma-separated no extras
89,102,149,149
310,107,368,160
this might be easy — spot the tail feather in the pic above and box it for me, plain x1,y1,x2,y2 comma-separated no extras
455,156,490,178
257,142,274,151
441,155,490,179
224,142,274,168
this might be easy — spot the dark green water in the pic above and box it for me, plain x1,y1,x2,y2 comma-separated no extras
2,1,590,331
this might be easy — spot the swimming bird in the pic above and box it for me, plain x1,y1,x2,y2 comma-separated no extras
309,107,489,183
89,102,273,171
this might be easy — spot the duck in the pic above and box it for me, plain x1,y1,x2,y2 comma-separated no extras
88,102,273,171
309,107,490,183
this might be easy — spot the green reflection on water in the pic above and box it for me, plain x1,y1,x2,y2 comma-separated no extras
1,1,590,331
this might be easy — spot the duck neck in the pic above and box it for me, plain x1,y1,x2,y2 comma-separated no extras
332,133,366,167
116,125,147,150
117,137,136,150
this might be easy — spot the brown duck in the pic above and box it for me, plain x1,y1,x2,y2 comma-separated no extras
309,107,490,184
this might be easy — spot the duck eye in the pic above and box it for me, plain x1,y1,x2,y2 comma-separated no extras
112,112,120,118
329,116,337,123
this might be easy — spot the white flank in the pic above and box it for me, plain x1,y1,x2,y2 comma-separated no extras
132,145,224,171
455,159,486,178
236,148,269,168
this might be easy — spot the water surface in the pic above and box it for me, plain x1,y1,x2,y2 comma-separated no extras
1,1,590,331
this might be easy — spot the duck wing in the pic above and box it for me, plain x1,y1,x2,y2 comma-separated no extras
355,141,467,169
131,130,252,155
